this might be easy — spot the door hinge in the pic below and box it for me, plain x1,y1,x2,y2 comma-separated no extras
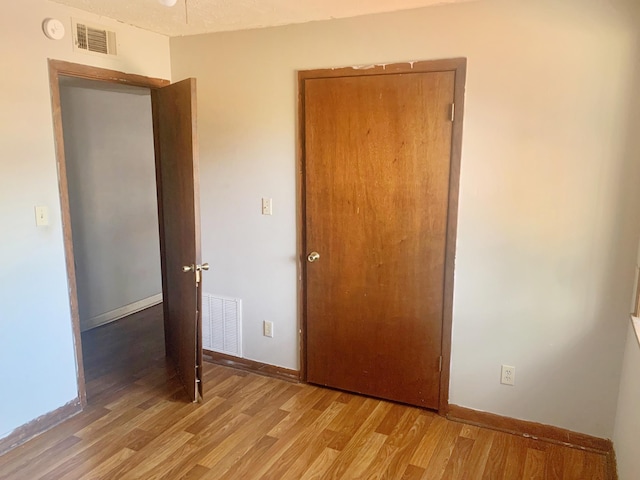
449,103,455,122
438,356,443,372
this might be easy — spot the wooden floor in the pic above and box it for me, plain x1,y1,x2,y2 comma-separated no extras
0,305,609,479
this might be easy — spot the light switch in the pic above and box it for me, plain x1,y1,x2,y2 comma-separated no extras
35,206,49,226
262,197,273,216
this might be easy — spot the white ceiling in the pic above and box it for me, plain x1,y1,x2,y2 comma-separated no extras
51,0,473,37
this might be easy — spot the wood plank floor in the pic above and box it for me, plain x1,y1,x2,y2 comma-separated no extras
0,305,609,479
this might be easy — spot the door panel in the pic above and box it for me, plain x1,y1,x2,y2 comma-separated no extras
304,72,454,409
152,78,203,402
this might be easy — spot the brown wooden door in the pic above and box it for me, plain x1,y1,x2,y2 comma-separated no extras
304,71,455,409
152,78,203,402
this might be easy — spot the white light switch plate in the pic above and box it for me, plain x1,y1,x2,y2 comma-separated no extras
262,197,273,215
35,206,49,226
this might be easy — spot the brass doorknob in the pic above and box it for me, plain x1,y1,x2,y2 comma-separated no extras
307,252,320,263
183,263,210,273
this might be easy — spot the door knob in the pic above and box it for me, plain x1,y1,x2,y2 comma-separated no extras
183,263,210,273
307,252,320,263
183,263,210,283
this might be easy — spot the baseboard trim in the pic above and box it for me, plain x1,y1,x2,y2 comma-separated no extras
81,294,163,331
0,398,82,456
447,404,612,454
448,405,617,479
203,350,300,383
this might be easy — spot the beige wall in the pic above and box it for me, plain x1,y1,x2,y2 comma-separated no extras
0,0,170,439
171,0,640,437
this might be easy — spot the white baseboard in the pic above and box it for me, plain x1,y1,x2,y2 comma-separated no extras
81,294,163,331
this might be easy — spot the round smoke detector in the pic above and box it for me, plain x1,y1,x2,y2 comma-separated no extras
43,18,65,40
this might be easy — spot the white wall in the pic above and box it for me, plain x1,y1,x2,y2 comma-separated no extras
60,85,161,330
613,321,640,478
170,0,640,437
0,0,170,440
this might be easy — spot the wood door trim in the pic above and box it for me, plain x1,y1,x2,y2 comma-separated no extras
49,60,170,89
440,59,466,416
48,59,170,409
297,58,466,415
297,58,467,81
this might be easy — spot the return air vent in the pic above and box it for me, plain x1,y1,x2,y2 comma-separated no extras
202,293,243,358
73,20,117,56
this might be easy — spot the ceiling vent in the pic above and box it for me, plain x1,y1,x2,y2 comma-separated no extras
72,20,117,56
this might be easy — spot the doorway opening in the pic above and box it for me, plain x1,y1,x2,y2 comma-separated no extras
49,60,203,406
57,75,166,403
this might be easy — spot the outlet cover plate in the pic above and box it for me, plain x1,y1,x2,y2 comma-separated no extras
501,365,515,386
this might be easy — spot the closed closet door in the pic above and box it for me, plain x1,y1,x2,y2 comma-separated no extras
303,70,455,409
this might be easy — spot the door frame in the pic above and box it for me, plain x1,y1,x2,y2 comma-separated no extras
297,58,466,415
48,59,170,406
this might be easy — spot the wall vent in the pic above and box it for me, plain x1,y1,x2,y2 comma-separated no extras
202,293,242,358
73,20,117,56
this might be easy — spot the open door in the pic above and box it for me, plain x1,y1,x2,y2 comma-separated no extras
152,78,204,402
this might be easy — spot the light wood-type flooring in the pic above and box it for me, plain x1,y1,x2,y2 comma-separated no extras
0,306,609,479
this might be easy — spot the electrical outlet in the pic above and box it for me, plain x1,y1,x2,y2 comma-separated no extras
263,320,274,338
501,365,515,386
